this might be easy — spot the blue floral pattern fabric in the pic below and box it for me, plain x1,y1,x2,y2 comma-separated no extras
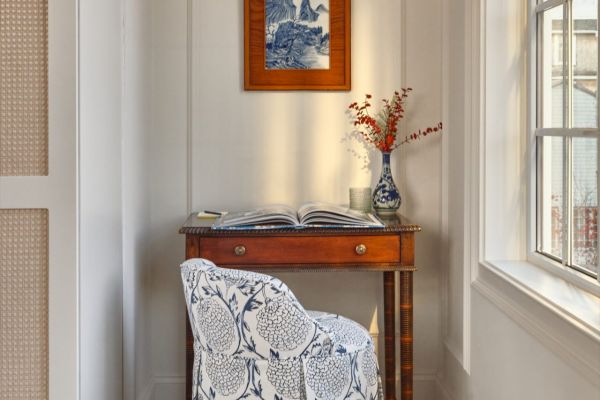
181,258,383,400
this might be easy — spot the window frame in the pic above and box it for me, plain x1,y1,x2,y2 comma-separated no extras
531,0,600,282
453,0,600,377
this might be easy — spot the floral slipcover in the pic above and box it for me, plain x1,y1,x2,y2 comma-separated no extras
180,258,383,400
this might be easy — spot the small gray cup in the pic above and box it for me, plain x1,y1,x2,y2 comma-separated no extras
349,187,372,213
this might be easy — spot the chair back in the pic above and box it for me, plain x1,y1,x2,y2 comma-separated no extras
181,258,329,360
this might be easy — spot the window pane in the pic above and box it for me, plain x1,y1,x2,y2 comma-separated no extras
540,136,566,259
572,137,598,273
572,0,598,128
541,5,566,128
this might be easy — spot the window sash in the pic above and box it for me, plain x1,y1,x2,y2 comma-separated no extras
536,0,565,14
535,0,600,279
536,128,600,136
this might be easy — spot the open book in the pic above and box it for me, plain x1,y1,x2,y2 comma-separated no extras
212,202,384,230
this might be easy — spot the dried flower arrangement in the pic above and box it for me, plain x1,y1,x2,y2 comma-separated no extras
348,88,443,153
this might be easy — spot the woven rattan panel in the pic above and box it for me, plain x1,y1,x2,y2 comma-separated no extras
0,0,48,176
0,209,48,399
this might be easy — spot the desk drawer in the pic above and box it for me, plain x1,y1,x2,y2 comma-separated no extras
199,236,400,265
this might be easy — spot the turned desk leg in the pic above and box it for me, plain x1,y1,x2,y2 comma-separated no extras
400,271,414,400
383,272,396,400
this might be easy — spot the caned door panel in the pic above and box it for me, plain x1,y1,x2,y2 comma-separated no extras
0,0,77,398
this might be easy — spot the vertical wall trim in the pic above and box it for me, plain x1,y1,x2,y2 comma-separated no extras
120,0,132,398
463,0,485,374
439,0,450,373
75,0,82,397
400,1,407,88
463,0,475,374
186,0,193,214
397,0,408,371
399,0,408,191
462,0,475,373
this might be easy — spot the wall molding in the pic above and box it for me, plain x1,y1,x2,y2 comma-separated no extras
138,375,186,400
409,370,438,382
138,379,153,400
435,375,455,400
438,342,471,400
185,0,193,214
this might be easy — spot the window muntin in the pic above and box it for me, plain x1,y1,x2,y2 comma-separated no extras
536,0,599,278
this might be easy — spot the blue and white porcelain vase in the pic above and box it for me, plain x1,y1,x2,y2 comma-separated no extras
372,151,401,215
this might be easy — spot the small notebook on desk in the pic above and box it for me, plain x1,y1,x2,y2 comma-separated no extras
212,202,384,230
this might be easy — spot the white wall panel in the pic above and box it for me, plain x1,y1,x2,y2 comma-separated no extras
401,0,443,377
122,0,153,398
471,290,600,400
147,0,189,380
79,0,124,398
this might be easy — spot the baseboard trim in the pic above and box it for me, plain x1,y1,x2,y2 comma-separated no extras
435,374,455,400
138,379,153,400
402,370,438,382
138,375,186,400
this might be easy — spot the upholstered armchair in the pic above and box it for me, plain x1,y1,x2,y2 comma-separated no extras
180,258,383,400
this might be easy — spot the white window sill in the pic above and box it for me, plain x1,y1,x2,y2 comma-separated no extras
472,260,600,387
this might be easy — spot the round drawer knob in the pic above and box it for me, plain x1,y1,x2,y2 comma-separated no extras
234,245,246,256
355,244,367,255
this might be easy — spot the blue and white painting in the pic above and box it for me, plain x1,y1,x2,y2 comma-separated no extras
265,0,330,70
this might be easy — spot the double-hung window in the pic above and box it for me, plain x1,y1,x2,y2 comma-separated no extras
535,0,600,278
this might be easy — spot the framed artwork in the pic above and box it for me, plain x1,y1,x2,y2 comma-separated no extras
244,0,351,91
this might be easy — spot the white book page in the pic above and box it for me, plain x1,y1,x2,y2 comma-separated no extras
298,202,382,226
215,205,299,227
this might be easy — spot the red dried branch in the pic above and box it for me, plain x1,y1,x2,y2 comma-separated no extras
348,89,442,152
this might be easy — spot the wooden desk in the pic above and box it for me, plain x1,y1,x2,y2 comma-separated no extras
179,214,420,400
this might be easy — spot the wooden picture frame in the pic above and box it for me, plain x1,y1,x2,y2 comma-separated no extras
244,0,351,91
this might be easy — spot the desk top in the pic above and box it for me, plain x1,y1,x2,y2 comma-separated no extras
179,213,421,236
